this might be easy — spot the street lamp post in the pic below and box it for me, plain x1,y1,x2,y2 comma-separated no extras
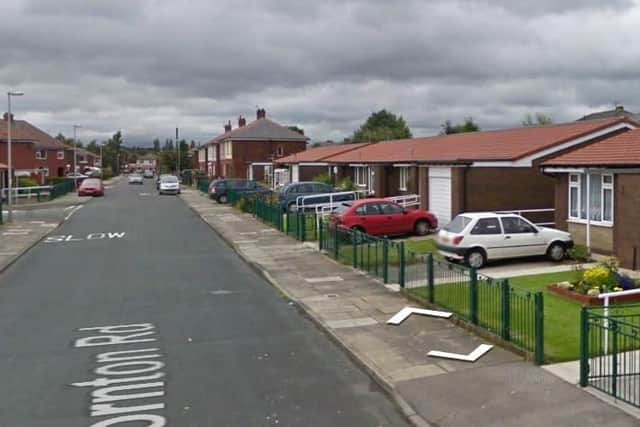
73,125,81,190
6,91,24,223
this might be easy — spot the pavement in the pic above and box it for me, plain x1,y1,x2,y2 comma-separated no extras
180,187,640,427
0,177,408,426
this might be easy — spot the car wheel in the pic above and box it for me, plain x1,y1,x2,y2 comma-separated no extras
414,219,431,236
465,249,486,269
548,242,566,262
218,194,228,204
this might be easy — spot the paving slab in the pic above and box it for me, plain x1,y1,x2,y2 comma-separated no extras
179,187,639,427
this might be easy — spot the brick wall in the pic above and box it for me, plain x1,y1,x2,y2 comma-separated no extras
299,165,328,182
568,222,614,254
614,174,640,269
554,174,569,231
224,140,306,179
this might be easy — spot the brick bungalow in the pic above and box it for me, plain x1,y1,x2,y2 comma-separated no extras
542,128,640,270
273,143,370,183
202,109,308,180
323,118,637,227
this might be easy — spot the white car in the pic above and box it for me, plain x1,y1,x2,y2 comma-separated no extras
128,174,144,185
158,175,180,195
437,212,573,269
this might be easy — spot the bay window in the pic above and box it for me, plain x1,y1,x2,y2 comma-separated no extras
568,173,613,225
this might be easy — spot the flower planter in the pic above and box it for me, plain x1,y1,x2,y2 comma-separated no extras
547,284,640,306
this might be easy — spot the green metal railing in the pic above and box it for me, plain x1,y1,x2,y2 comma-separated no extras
285,210,318,242
196,177,210,194
580,304,640,407
49,180,74,200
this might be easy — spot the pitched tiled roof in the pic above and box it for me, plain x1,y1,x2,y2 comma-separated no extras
542,128,640,167
274,143,370,164
325,118,637,164
206,118,308,145
0,118,67,150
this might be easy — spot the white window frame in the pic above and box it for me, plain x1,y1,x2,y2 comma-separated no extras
399,167,408,191
35,149,47,160
223,141,232,159
568,173,614,226
354,166,368,188
57,150,65,160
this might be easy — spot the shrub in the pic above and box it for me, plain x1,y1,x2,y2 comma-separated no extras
567,244,590,262
580,265,617,293
236,196,256,214
312,173,332,186
17,177,38,187
101,167,114,180
337,177,355,191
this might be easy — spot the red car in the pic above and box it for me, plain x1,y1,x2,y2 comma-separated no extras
78,178,105,197
330,199,437,236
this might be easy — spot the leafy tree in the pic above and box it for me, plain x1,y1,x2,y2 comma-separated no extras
352,109,412,143
440,118,480,135
288,125,305,135
101,131,124,174
85,140,100,155
522,113,553,127
153,138,161,152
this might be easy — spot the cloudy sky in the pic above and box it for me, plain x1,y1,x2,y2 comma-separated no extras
1,0,639,146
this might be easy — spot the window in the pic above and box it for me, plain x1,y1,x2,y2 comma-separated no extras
379,203,403,214
444,215,472,233
356,203,381,216
471,218,502,235
57,151,65,160
222,141,232,159
501,217,537,234
568,173,614,225
313,184,332,193
399,167,408,191
35,149,47,160
276,145,284,157
354,167,368,187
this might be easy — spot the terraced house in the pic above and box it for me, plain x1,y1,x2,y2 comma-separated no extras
201,109,308,180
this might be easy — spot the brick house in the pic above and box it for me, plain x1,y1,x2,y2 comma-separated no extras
542,128,640,269
0,113,72,185
273,143,370,183
203,109,308,180
321,118,637,227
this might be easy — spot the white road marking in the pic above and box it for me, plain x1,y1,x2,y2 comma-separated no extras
63,205,77,211
2,231,30,236
386,307,452,325
140,193,152,196
29,220,45,224
304,276,344,283
427,344,493,362
44,232,126,244
0,252,19,256
65,205,83,221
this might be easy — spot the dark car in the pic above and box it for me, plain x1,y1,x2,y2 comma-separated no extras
209,179,270,203
278,181,354,213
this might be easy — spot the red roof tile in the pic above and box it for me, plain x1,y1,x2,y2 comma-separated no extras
0,118,67,150
542,128,640,167
274,143,370,164
326,118,637,164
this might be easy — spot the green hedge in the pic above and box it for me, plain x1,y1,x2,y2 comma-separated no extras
17,177,38,187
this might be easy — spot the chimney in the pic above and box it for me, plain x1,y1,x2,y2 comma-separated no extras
224,120,232,133
256,108,266,120
615,105,625,113
3,112,14,121
238,116,246,127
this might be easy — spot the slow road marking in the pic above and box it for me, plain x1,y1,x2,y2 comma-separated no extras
386,307,452,325
72,323,167,426
427,344,493,362
44,232,126,243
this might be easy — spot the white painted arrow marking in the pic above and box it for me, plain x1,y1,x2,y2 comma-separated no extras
427,344,493,362
386,307,452,325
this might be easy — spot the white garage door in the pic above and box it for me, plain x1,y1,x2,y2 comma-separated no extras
428,167,452,228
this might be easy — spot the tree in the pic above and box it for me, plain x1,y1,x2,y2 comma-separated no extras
288,125,305,136
101,131,124,174
85,140,100,155
522,113,553,127
152,138,161,153
440,118,480,135
352,109,412,143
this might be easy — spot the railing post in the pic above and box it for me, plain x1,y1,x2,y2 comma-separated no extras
382,240,389,284
426,253,434,303
611,320,619,398
534,292,545,366
318,219,324,250
333,226,339,260
301,213,306,242
399,242,405,288
469,267,478,325
579,306,589,387
501,279,511,341
352,230,358,268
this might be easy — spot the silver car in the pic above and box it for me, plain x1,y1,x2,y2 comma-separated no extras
158,175,180,195
128,174,144,185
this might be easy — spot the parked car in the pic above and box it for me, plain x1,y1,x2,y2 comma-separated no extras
278,181,352,213
156,174,170,190
78,178,104,197
158,175,180,195
143,169,154,179
209,179,270,203
66,172,88,181
83,167,102,178
436,212,573,269
128,174,144,185
330,199,438,237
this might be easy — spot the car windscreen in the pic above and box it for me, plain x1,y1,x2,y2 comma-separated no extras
333,202,353,215
444,215,472,233
161,177,178,183
83,179,101,186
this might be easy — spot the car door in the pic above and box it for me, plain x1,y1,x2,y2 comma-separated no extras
378,202,407,235
500,216,546,258
355,202,384,235
468,218,504,260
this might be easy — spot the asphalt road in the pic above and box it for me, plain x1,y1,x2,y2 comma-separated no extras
0,178,408,426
